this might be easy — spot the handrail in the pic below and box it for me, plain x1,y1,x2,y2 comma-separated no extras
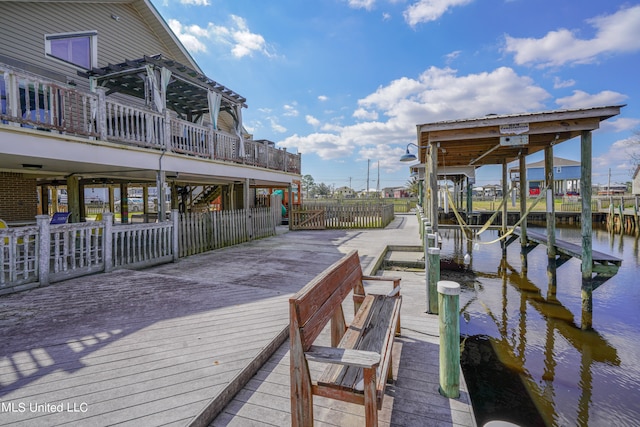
1,64,301,174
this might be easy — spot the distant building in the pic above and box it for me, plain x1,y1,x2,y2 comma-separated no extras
334,186,356,198
510,157,581,197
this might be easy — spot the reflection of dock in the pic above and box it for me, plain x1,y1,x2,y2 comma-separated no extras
511,227,622,285
467,253,620,425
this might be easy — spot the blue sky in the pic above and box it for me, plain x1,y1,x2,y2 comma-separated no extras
152,0,640,190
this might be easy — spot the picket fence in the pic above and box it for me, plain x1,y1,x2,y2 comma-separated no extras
0,206,278,295
290,203,394,230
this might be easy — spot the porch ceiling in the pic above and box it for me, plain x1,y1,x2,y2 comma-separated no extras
416,105,624,168
81,54,247,118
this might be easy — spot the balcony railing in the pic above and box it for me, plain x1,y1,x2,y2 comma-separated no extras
1,65,301,174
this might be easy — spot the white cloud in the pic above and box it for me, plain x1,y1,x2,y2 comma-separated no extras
279,66,550,170
600,118,640,133
504,5,640,67
318,95,329,102
306,115,321,127
168,15,274,58
404,0,474,27
353,108,379,120
266,117,287,133
555,90,627,109
593,136,640,179
283,103,299,117
278,133,355,159
168,20,208,53
347,0,376,10
180,0,209,5
553,77,575,89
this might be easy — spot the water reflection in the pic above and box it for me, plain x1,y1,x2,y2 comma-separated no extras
440,226,639,426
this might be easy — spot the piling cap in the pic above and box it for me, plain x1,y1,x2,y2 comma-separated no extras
437,280,460,295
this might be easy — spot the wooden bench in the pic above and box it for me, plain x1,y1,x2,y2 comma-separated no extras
289,250,402,427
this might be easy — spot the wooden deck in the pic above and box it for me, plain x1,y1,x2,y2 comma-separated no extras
212,289,475,427
1,216,476,427
513,227,622,271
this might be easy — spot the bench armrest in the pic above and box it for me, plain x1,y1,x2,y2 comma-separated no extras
305,345,380,368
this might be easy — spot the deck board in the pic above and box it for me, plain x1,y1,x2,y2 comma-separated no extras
2,220,475,426
514,227,622,264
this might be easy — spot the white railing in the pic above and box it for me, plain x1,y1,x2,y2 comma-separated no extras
0,225,39,290
170,118,211,157
0,206,279,295
104,99,164,148
49,222,104,282
1,65,301,174
111,221,174,270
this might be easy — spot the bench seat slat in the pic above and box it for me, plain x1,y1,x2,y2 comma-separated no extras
317,294,401,395
305,345,380,368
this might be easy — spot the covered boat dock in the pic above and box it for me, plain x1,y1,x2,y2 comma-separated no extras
413,105,625,329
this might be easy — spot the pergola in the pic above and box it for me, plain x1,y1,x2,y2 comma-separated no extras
413,104,624,282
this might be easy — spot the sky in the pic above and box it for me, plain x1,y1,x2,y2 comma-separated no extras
151,0,640,190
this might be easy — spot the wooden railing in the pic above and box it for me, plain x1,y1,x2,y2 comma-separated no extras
0,206,279,295
178,206,278,257
1,65,301,174
291,204,394,229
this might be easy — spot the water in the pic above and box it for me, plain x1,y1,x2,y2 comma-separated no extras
439,225,640,427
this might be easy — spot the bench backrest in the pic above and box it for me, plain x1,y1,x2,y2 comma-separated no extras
290,250,363,351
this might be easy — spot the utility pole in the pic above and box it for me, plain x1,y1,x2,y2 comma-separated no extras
377,161,380,193
366,159,370,198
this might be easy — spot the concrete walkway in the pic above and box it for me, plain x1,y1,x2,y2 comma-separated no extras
0,214,475,426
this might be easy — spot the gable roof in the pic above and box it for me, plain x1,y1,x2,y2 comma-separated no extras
527,157,581,168
4,0,201,73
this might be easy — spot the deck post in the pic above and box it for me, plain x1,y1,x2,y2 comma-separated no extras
580,131,593,279
438,280,460,398
544,146,556,259
466,176,473,216
171,209,179,261
104,212,113,273
519,153,528,270
37,215,50,286
431,144,439,233
501,160,508,254
581,131,594,330
428,247,440,314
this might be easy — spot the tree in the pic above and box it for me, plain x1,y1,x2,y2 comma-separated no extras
301,174,316,198
316,183,331,197
405,177,420,197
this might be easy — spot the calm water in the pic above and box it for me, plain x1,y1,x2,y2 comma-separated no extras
439,225,640,427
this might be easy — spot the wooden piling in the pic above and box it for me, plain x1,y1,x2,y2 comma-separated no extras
428,247,440,314
438,280,460,398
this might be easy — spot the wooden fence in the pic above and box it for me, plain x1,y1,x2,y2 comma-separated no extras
291,203,394,230
178,207,277,257
0,206,278,295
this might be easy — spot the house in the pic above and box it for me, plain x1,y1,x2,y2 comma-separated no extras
334,186,356,198
510,157,581,197
0,0,300,225
633,166,640,196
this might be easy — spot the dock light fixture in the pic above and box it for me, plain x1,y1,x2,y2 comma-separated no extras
400,143,429,162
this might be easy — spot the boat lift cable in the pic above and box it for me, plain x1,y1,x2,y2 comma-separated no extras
445,183,550,246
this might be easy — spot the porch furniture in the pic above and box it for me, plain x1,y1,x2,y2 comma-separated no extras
289,250,402,427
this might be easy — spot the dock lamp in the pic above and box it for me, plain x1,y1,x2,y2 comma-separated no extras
400,143,429,162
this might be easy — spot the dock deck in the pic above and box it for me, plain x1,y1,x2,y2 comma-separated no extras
0,215,476,427
513,227,622,276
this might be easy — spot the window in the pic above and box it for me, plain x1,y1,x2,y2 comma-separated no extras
45,31,97,69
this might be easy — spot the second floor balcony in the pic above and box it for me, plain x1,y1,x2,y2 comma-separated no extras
0,56,301,175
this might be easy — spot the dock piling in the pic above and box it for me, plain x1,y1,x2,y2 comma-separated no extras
438,280,460,398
